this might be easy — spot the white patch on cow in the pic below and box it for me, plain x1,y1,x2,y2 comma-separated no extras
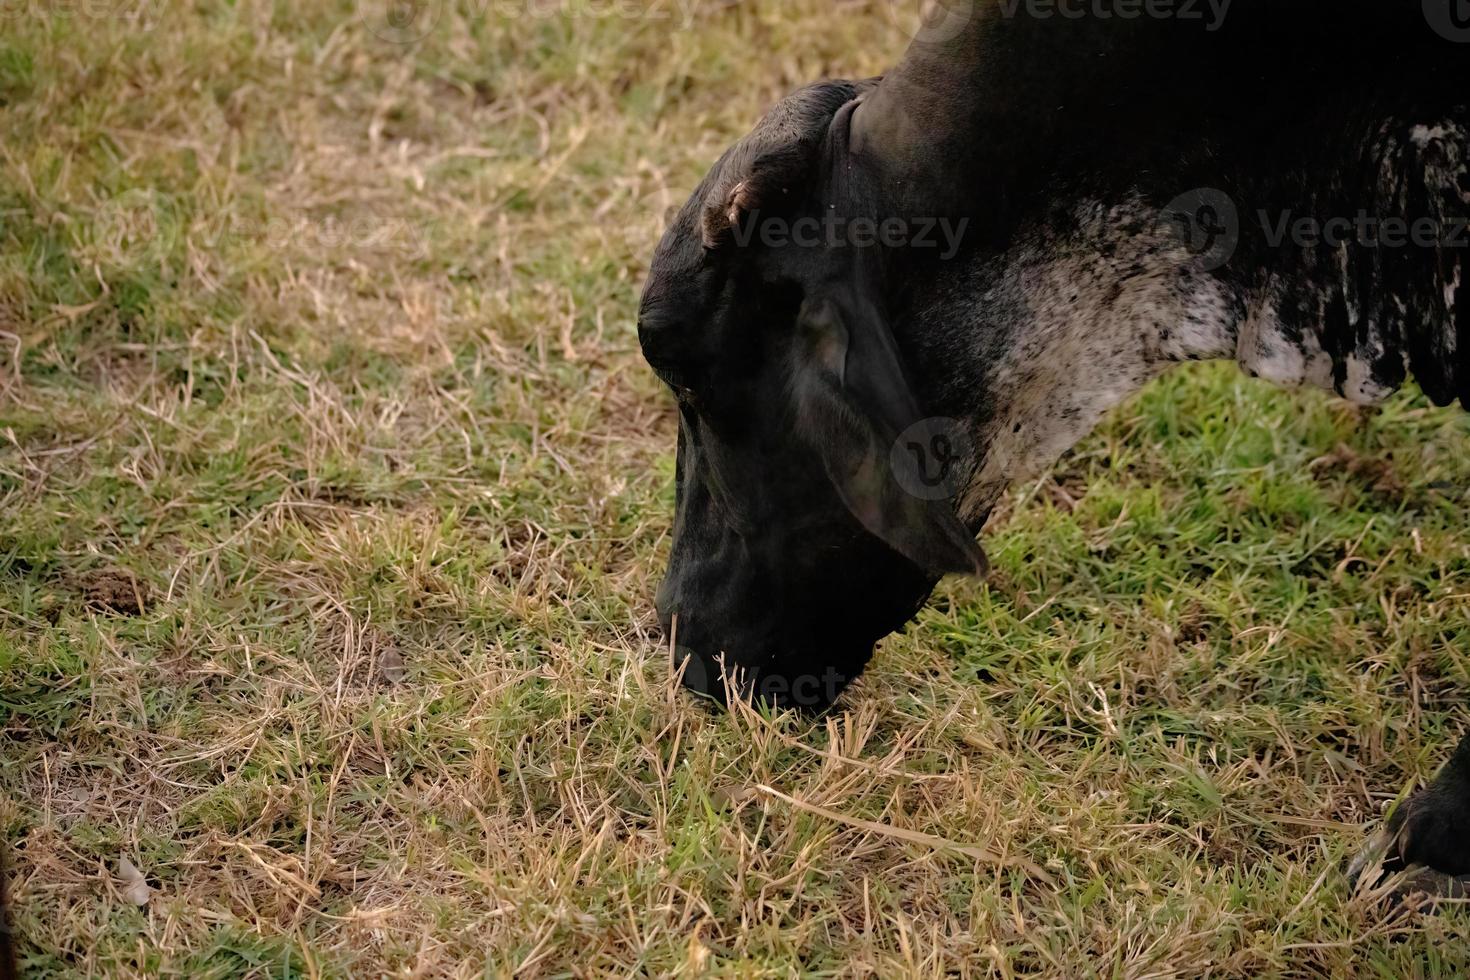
958,199,1241,517
1162,285,1239,362
1234,284,1327,388
1412,124,1450,148
1338,244,1361,326
950,193,1418,519
1341,354,1395,405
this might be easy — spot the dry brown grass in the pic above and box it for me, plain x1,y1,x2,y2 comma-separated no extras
2,1,1470,976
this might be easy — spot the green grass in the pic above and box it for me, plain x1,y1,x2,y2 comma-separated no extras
2,1,1469,976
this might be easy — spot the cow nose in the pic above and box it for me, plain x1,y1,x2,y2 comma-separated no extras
671,642,725,703
655,606,721,701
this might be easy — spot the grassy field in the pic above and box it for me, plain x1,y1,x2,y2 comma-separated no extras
2,1,1470,976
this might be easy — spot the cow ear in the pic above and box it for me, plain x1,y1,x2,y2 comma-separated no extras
698,80,876,249
790,294,989,579
702,150,806,249
702,139,828,249
702,177,762,249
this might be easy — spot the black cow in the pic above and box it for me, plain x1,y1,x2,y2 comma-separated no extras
637,0,1470,896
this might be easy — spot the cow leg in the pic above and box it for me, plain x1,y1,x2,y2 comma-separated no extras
1349,732,1470,905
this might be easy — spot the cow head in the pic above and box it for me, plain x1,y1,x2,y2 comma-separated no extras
637,80,987,711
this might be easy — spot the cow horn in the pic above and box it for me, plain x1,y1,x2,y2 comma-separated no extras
699,80,880,249
849,0,998,218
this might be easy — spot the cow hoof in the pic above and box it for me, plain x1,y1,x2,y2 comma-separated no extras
1348,825,1470,910
1348,737,1470,908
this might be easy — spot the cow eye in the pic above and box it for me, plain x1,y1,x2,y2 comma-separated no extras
651,362,689,390
648,358,703,404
